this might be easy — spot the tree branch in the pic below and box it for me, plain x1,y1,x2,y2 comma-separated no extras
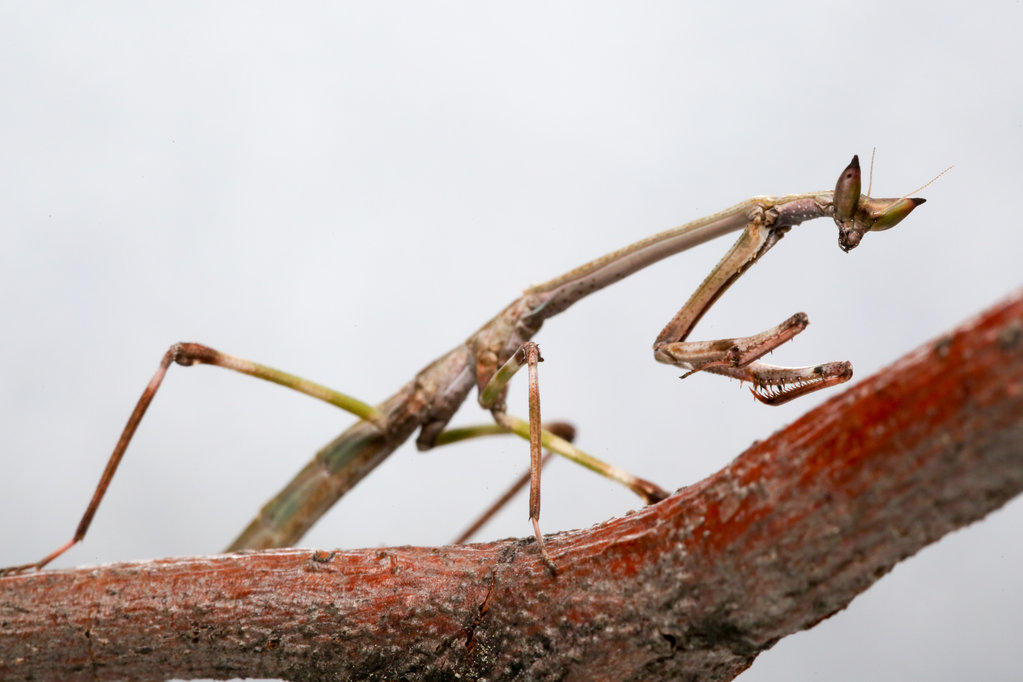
2,290,1022,681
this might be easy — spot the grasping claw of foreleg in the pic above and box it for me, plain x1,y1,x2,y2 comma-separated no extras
708,361,854,405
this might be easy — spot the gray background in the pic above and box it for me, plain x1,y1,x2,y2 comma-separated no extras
1,3,1021,681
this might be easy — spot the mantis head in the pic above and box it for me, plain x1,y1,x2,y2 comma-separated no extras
833,155,926,252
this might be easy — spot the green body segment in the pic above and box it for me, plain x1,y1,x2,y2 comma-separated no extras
227,346,476,550
227,423,390,550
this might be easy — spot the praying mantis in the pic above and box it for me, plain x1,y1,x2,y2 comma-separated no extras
1,154,930,576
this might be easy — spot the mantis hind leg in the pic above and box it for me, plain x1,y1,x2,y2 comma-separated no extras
0,342,388,576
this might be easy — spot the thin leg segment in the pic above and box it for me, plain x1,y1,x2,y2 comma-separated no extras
523,342,553,570
454,451,556,546
0,342,389,576
452,422,575,545
479,341,670,572
478,345,667,503
484,342,555,570
0,350,176,576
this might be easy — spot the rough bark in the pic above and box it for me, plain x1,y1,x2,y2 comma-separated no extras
2,290,1022,681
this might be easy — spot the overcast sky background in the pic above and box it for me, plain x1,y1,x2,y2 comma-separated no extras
1,4,1021,681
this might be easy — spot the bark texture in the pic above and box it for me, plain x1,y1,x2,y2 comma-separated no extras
2,290,1022,681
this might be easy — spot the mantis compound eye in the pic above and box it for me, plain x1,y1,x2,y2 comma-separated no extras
834,155,862,223
834,155,865,252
